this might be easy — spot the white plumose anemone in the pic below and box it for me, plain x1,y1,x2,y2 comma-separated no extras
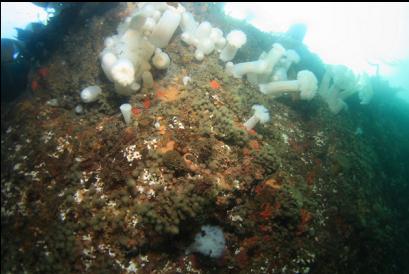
219,30,247,62
152,48,170,69
244,104,270,130
259,70,318,100
111,59,135,87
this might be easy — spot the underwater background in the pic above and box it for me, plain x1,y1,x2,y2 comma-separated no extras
1,3,409,273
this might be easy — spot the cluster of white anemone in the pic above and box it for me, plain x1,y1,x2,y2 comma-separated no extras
99,3,248,97
99,3,185,96
319,65,373,114
94,2,371,128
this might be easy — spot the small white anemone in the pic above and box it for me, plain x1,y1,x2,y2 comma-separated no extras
194,49,204,61
120,103,132,125
243,104,270,130
142,71,154,88
182,76,191,86
80,86,102,103
152,48,170,70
